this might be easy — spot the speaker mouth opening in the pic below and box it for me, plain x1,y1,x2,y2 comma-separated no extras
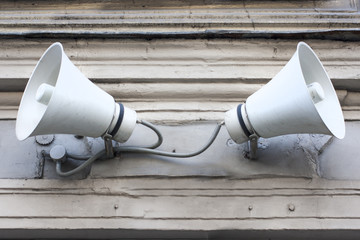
16,43,63,140
297,42,345,139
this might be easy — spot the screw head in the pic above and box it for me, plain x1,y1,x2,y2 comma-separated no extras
50,145,67,163
288,203,295,211
114,204,119,210
248,205,253,211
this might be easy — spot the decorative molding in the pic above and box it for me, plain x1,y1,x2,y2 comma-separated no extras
1,39,359,86
1,39,359,122
0,177,360,237
0,0,359,40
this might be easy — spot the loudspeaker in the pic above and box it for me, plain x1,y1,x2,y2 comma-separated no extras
16,42,137,143
225,42,345,144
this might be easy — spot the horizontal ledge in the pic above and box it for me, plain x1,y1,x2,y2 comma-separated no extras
1,216,360,221
0,187,360,225
1,30,360,41
1,109,359,123
3,218,360,232
1,39,360,91
1,189,360,197
1,177,360,191
0,88,357,106
0,0,357,10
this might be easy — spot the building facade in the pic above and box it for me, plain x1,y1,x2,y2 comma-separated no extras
0,0,360,239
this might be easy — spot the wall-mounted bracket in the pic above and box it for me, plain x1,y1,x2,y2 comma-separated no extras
248,134,259,160
103,134,115,159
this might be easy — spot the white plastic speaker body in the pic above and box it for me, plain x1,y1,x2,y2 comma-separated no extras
225,42,345,144
16,42,137,143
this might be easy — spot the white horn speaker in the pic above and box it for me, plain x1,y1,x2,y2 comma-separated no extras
16,42,137,143
225,42,345,144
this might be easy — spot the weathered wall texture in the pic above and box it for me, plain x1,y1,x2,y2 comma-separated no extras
1,39,360,122
0,0,360,239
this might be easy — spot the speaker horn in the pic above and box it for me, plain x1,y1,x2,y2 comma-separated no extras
225,42,345,144
16,42,137,143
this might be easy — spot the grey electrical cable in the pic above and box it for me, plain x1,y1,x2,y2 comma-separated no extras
55,122,223,176
66,153,91,160
56,149,106,177
66,120,163,161
114,122,223,158
137,120,164,149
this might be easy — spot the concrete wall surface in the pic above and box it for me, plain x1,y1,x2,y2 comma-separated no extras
0,177,360,239
1,120,360,238
1,120,359,180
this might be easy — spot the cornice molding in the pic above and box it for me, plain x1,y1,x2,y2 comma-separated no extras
1,38,359,122
0,0,359,40
1,39,359,86
1,177,360,236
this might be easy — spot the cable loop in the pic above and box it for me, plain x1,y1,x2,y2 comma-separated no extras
114,122,222,158
53,121,222,176
137,120,164,149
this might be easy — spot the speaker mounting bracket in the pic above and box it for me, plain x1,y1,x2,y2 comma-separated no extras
248,134,259,160
103,134,115,159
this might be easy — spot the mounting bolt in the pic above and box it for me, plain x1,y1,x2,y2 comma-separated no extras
114,204,119,210
288,203,295,212
248,205,253,211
